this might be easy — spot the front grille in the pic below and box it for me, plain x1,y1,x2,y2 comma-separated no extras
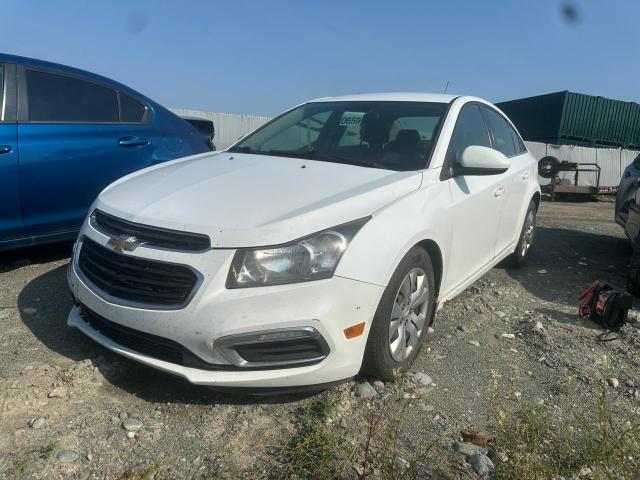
91,210,210,252
78,238,198,308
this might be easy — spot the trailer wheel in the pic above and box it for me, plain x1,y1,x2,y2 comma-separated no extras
538,156,560,179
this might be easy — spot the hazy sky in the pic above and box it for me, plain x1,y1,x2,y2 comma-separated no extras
2,0,638,116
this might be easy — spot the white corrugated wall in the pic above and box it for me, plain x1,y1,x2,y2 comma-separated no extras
525,141,636,189
171,109,271,150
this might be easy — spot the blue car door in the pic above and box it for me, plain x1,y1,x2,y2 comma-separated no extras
17,66,163,237
0,63,23,242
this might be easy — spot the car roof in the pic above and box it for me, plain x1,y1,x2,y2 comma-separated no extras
308,92,459,104
0,52,155,104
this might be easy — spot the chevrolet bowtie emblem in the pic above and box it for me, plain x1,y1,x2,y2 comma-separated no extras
107,235,140,253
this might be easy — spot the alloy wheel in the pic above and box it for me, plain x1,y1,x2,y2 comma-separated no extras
522,210,536,257
389,267,429,362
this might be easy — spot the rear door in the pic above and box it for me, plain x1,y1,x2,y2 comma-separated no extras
481,106,531,256
17,66,160,237
0,63,23,241
445,103,506,289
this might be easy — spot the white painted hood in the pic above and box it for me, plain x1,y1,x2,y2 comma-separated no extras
95,152,422,247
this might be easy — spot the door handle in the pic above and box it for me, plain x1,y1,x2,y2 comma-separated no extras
521,171,529,180
118,136,149,147
0,145,12,154
493,185,505,198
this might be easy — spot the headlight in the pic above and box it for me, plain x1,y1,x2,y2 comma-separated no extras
226,218,369,288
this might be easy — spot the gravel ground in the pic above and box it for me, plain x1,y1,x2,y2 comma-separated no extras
1,200,638,479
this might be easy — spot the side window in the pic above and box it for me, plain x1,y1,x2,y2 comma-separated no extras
508,124,526,154
447,104,491,163
26,69,119,122
483,107,517,157
389,116,441,142
120,93,147,123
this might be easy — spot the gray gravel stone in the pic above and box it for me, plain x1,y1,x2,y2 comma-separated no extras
467,340,481,347
48,386,68,399
468,453,494,478
122,418,143,431
412,372,433,386
354,382,378,398
57,450,79,463
452,440,488,456
394,456,410,472
28,417,46,429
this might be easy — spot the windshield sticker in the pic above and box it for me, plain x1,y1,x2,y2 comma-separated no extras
340,112,364,127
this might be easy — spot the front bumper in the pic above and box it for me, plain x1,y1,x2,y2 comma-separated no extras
67,230,384,388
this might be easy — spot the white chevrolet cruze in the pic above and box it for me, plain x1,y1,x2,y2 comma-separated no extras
67,93,540,389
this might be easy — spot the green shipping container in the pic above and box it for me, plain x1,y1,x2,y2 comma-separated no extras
496,91,640,149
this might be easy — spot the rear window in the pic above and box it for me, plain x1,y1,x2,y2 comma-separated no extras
185,119,214,135
26,69,119,122
120,93,147,123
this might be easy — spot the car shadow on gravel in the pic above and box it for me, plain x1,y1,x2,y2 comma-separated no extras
18,264,317,406
0,241,73,273
504,226,632,309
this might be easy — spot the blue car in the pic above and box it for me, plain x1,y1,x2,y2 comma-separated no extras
0,53,209,251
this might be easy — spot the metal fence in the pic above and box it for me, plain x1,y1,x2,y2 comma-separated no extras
171,109,271,150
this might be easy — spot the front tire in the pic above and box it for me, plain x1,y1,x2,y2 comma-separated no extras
362,247,435,381
507,200,537,268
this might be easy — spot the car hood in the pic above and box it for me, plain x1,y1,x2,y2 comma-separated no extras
95,152,422,247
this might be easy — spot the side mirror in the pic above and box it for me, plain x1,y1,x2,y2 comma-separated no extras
454,145,510,176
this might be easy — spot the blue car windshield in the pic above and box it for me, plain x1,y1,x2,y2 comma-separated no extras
229,101,448,171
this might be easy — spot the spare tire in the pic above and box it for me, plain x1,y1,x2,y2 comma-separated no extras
538,156,560,178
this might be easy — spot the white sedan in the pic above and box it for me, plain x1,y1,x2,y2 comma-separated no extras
67,93,540,389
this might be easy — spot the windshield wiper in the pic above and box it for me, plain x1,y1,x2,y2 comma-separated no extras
228,147,389,169
227,145,255,154
309,151,389,170
267,149,315,158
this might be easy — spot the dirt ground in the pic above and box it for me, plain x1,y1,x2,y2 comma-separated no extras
1,200,638,479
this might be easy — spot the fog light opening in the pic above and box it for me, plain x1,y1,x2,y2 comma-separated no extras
215,327,330,368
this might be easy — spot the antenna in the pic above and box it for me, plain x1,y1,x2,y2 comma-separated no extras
443,80,450,94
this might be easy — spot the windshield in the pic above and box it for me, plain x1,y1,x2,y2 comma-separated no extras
229,101,448,171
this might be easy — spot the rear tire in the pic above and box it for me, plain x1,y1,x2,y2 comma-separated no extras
361,247,435,381
627,249,640,297
507,200,537,268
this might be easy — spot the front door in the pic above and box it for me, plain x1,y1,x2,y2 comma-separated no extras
0,63,23,242
444,104,505,290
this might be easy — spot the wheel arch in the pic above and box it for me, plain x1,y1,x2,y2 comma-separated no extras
415,239,444,299
532,191,541,210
